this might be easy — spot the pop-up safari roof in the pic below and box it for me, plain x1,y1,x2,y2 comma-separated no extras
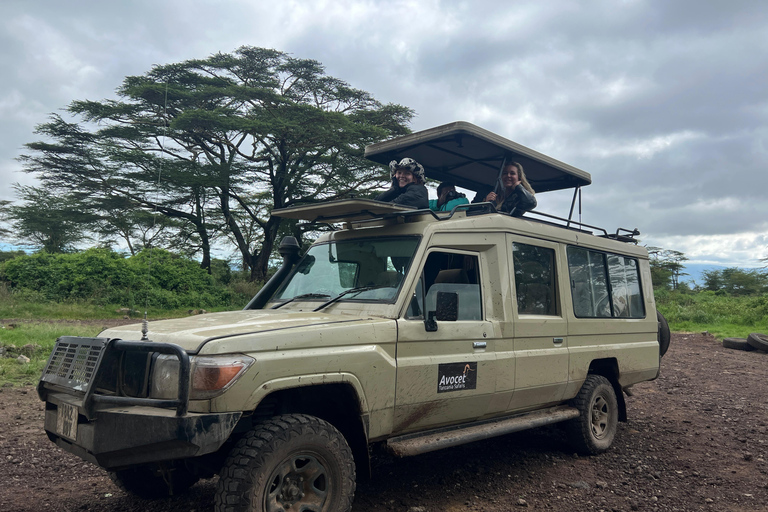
273,121,594,224
364,121,591,193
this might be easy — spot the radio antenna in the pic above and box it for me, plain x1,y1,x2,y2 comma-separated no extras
141,81,169,341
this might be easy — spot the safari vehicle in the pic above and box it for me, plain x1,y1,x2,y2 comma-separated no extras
38,122,669,512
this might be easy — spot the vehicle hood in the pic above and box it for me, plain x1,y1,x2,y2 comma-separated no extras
99,310,393,353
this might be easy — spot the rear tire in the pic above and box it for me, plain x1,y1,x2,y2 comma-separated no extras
109,463,199,499
566,375,618,455
215,414,355,512
657,311,671,357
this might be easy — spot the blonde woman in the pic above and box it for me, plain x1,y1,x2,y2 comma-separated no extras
473,161,536,216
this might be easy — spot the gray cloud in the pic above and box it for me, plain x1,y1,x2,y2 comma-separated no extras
1,0,767,267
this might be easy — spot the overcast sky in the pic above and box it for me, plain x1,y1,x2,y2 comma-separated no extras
2,0,767,274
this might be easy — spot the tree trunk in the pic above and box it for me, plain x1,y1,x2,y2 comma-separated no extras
249,216,282,282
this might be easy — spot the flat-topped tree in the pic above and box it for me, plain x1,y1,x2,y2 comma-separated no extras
19,46,413,280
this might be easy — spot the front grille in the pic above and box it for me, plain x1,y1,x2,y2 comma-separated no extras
41,337,110,393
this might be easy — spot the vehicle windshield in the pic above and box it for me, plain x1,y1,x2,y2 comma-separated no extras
273,237,421,304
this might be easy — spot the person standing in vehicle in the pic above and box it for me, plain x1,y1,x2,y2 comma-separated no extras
376,157,429,209
472,161,536,216
429,182,469,212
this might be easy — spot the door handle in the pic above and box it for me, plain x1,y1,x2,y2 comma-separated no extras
473,341,487,349
553,337,564,345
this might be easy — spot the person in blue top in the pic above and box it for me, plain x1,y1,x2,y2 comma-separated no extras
429,182,469,212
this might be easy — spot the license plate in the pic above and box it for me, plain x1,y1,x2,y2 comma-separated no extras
56,402,78,441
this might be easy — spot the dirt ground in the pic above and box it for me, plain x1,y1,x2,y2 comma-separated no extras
2,332,767,512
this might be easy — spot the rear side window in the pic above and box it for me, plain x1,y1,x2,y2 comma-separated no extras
512,243,557,315
607,254,645,318
567,247,645,318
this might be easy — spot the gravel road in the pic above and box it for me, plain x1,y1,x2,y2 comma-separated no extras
2,332,767,512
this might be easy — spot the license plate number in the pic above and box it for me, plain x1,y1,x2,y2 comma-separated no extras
57,403,78,441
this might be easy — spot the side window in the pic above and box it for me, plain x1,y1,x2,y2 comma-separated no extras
607,254,645,318
406,251,482,321
568,247,644,318
512,243,557,315
568,247,610,318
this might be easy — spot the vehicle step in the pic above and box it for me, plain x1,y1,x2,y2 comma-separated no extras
386,405,580,457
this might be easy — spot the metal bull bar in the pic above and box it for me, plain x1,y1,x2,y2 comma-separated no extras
39,336,191,420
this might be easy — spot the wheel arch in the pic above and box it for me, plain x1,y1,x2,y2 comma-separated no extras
249,381,371,479
587,358,627,422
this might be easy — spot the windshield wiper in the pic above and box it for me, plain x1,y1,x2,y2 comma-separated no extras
312,285,390,312
271,293,331,310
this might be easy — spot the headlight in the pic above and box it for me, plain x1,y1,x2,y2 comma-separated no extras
149,354,254,400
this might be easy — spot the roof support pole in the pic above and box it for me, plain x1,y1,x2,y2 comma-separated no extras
566,186,580,227
493,156,507,195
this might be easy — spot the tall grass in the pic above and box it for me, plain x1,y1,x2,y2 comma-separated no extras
656,289,768,339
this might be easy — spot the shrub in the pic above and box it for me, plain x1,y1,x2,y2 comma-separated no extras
0,247,234,309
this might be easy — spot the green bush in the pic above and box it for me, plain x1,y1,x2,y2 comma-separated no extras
0,247,236,309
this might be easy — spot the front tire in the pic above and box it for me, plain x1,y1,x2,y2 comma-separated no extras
216,414,356,512
566,375,618,455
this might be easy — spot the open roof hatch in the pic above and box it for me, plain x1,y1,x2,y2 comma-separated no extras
364,121,591,193
272,122,632,240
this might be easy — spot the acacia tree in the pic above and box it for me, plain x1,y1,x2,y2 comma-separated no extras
2,186,95,253
0,200,11,241
647,247,688,290
702,268,768,296
19,46,413,279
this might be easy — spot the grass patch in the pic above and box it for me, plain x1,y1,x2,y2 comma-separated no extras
0,322,104,387
656,289,768,339
0,301,214,386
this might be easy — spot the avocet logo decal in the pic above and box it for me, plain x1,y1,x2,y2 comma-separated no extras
437,362,477,393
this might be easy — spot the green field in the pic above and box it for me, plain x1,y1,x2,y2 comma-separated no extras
655,289,768,339
1,289,766,387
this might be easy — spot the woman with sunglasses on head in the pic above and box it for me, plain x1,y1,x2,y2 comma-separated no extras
376,157,429,209
472,161,536,217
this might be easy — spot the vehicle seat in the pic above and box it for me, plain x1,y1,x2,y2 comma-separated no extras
375,270,401,287
434,268,469,284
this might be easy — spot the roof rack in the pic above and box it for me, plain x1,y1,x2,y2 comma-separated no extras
284,200,640,244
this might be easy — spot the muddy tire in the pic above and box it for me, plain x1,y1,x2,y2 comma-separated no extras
216,414,355,512
723,337,756,351
747,333,768,351
109,463,199,499
566,375,618,455
657,311,671,357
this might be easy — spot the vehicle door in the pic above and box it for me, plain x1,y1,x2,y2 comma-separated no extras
504,235,570,411
393,246,497,434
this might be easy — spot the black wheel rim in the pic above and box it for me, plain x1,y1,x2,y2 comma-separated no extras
264,452,330,512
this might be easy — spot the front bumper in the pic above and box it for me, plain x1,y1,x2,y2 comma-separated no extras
44,392,241,469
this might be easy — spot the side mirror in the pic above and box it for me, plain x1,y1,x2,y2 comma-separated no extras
435,291,459,321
